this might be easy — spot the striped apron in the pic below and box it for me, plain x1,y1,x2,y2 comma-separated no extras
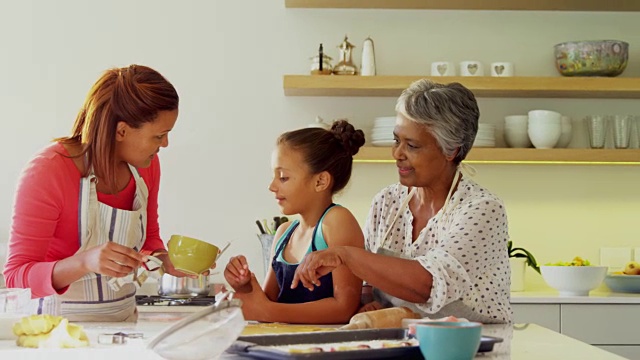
35,164,148,322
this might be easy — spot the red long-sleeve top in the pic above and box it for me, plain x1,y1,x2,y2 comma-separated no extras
3,142,165,298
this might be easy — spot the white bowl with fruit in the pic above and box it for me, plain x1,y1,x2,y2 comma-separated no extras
604,261,640,293
541,257,607,296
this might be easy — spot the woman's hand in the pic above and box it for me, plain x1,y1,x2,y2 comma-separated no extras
358,301,383,313
152,252,198,278
225,255,252,292
291,247,345,291
80,242,146,278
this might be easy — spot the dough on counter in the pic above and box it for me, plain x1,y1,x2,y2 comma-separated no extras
274,338,418,353
13,314,63,336
13,315,89,348
241,323,335,336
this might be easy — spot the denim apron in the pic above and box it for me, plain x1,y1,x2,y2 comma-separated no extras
273,204,336,304
34,164,148,322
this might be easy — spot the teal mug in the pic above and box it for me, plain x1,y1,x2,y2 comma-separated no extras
415,321,482,360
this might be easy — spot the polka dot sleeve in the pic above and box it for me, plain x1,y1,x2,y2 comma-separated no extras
414,197,511,323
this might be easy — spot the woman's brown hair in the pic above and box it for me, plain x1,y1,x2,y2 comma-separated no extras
277,119,365,194
56,64,179,193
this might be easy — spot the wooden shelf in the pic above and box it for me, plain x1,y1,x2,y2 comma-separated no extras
354,147,640,165
284,75,640,99
285,0,640,11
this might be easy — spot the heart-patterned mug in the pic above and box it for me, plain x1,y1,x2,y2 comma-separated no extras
430,61,456,76
460,61,484,76
490,62,514,77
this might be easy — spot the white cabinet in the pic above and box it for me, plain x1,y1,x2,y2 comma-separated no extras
561,305,640,345
599,346,640,359
512,303,640,359
512,304,560,332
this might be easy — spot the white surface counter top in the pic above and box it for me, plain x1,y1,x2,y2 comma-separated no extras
0,320,626,359
511,291,640,304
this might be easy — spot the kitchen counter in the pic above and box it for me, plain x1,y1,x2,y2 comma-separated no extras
0,321,625,359
511,291,640,304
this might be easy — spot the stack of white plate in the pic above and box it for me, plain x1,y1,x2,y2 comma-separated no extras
473,123,496,147
370,116,396,146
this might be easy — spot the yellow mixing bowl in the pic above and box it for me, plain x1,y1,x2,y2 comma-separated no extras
167,235,219,275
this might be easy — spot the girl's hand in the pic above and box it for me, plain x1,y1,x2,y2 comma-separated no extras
224,255,252,292
80,242,146,278
233,274,270,321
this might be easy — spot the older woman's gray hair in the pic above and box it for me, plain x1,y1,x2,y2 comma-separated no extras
395,79,479,164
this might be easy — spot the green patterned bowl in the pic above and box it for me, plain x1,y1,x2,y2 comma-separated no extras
554,40,628,77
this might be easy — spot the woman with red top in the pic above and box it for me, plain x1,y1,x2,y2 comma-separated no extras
3,64,185,321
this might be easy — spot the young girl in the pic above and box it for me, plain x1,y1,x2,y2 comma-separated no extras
224,119,365,324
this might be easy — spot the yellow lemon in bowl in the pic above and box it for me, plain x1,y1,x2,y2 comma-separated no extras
168,235,219,275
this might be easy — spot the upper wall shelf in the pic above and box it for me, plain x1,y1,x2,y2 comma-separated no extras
284,0,640,11
355,147,640,165
283,75,640,99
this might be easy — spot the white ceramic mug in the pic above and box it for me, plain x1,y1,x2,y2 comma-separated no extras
459,61,484,76
430,61,456,76
490,62,515,77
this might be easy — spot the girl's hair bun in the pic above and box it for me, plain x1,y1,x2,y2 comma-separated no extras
330,119,366,156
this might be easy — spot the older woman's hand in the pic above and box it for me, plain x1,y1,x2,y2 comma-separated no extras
358,301,383,313
291,248,345,291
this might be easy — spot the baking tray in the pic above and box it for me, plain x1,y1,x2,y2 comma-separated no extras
227,328,502,359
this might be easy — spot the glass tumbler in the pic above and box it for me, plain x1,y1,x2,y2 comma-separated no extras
613,115,632,149
584,115,608,149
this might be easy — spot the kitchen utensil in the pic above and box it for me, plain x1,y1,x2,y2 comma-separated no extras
97,332,144,345
262,219,273,235
340,306,421,330
157,273,212,298
214,290,233,306
273,216,282,231
168,235,219,275
554,40,628,77
256,220,266,234
148,298,245,360
216,240,232,261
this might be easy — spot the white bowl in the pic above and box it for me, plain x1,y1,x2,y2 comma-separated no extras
504,130,532,148
556,116,573,148
541,266,607,296
604,274,640,293
148,300,245,360
528,123,561,149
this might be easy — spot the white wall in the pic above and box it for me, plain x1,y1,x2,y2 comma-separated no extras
0,1,639,289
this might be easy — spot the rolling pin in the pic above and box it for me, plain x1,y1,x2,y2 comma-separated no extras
339,307,421,330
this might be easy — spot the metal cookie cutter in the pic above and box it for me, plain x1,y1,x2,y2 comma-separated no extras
98,332,144,345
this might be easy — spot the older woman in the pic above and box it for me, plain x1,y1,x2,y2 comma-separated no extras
292,79,512,324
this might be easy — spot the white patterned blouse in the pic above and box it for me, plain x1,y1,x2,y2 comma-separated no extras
363,176,512,324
